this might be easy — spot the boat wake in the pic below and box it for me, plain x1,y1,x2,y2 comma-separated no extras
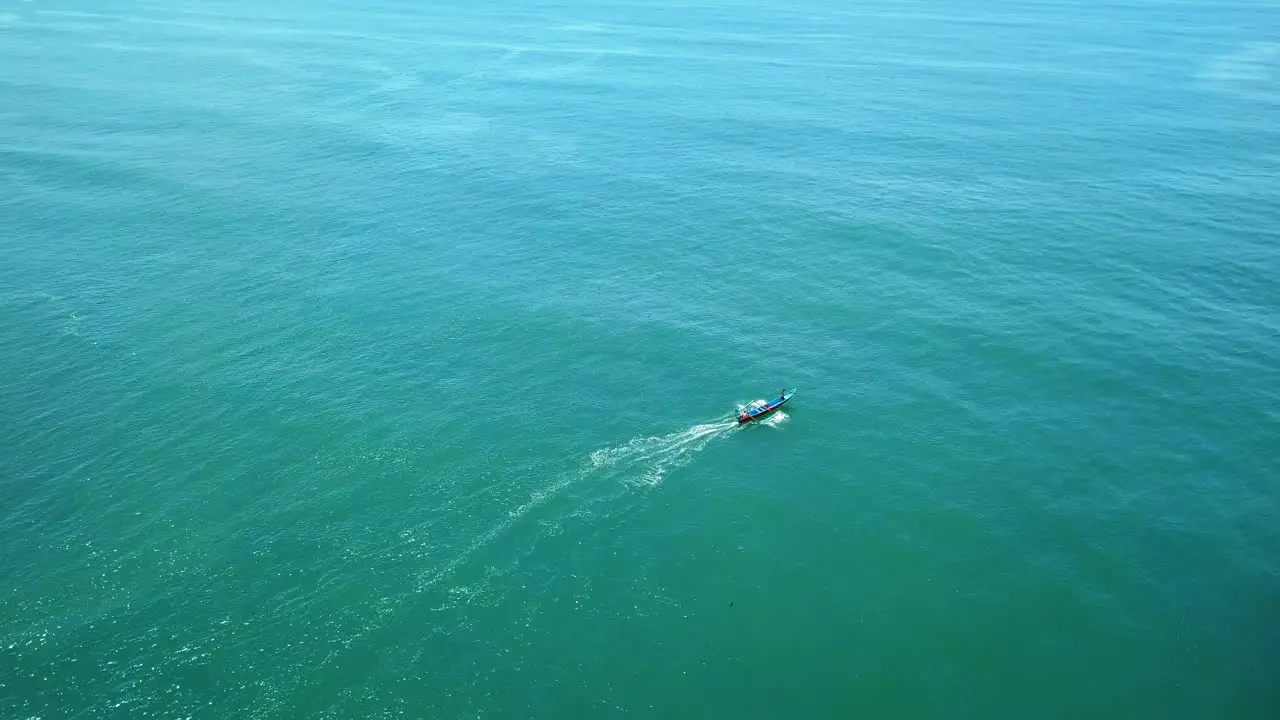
588,416,738,487
414,414,739,591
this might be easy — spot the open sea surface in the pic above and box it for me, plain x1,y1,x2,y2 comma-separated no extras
2,0,1278,717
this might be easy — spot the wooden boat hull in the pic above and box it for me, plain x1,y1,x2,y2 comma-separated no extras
738,391,793,424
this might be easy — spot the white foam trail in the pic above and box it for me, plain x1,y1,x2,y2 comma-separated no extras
589,418,735,486
415,415,737,590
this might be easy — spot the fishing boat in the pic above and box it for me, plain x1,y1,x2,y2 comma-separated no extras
738,389,794,424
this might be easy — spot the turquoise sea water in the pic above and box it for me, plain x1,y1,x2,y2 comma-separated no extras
2,0,1278,717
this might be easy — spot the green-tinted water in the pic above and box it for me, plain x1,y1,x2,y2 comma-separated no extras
2,1,1278,717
